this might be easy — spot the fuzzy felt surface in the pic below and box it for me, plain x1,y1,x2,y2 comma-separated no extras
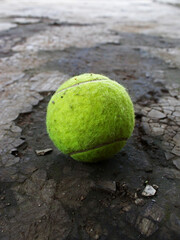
71,140,127,162
46,73,135,162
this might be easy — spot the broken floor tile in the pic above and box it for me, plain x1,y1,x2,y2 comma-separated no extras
173,158,180,170
136,216,158,237
35,148,53,156
148,109,166,119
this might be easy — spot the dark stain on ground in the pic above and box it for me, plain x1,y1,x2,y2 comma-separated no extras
36,45,172,109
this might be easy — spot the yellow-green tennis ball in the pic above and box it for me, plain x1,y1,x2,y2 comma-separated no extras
46,73,135,162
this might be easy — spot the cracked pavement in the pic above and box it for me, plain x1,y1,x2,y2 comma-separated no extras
0,0,180,239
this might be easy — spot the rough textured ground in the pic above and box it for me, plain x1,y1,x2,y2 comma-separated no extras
0,0,180,239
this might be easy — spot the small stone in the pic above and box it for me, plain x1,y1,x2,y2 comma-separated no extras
167,97,179,106
141,122,151,135
146,72,150,78
173,133,180,145
153,107,162,111
136,216,157,237
143,202,164,222
169,89,179,97
173,158,180,170
10,148,19,157
141,109,151,116
154,79,165,84
162,141,172,147
163,168,180,180
35,148,53,156
173,111,180,117
122,205,132,212
80,195,85,201
152,184,159,190
164,152,175,160
141,116,149,122
12,138,25,148
148,109,166,119
11,125,22,133
134,192,138,199
142,185,156,197
171,145,180,156
163,109,172,115
135,198,145,206
134,104,143,117
95,180,116,193
94,234,99,240
163,106,174,111
159,119,168,123
150,126,164,136
162,141,174,151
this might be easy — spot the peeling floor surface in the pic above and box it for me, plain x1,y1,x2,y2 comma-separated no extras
0,0,180,239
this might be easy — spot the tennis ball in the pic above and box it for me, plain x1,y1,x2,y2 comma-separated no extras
46,73,135,162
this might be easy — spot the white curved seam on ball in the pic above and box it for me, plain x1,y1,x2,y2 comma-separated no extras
55,79,109,94
69,138,128,156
